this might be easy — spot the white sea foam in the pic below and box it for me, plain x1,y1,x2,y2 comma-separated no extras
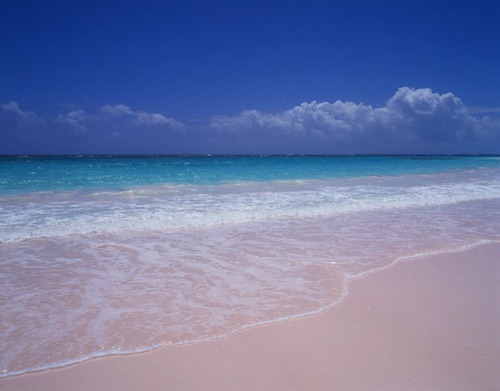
1,169,499,242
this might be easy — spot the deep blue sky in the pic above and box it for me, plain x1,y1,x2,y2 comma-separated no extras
1,0,499,154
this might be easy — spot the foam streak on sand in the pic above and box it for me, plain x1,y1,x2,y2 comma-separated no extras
1,242,499,391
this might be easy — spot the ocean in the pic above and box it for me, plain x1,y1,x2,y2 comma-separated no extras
1,155,500,378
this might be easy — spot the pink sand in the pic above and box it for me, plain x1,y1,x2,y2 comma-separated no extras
2,243,499,391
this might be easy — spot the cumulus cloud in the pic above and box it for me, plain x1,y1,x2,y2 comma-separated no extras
1,101,45,129
209,87,500,151
101,104,135,116
101,104,185,130
2,89,499,154
56,109,86,130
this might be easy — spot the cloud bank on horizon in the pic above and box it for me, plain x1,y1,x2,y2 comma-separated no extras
101,104,186,130
1,87,499,155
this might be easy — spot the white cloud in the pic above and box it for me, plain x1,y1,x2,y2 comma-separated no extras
135,112,184,128
56,109,86,130
1,101,21,113
3,90,498,154
466,106,500,114
209,87,500,148
1,101,45,129
101,104,135,116
101,104,185,130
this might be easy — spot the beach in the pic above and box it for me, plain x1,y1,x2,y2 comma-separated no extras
2,0,499,386
2,241,498,391
1,156,499,388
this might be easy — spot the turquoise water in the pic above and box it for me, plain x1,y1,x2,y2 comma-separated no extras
1,154,500,378
1,155,497,195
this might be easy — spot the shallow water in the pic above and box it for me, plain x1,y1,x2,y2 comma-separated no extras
1,155,499,377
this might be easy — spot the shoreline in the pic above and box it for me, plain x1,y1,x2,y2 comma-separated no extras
3,240,495,381
2,242,499,390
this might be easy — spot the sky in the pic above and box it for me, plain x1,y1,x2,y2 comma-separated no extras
1,0,499,154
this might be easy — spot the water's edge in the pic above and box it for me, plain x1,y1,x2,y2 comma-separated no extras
3,239,498,380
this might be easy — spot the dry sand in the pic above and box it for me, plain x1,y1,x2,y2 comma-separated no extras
2,243,499,391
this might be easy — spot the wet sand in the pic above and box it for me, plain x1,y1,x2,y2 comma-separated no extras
2,242,499,391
